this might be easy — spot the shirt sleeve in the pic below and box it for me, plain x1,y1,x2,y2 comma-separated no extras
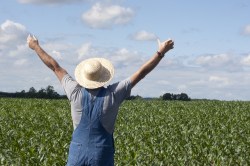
61,74,79,101
107,77,132,104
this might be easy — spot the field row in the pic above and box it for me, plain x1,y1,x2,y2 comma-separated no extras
0,98,249,165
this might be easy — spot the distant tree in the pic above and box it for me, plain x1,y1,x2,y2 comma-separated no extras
29,87,36,94
126,95,142,100
19,90,26,98
162,92,191,101
38,88,47,98
46,85,60,99
162,93,172,100
174,94,181,100
28,87,37,98
179,93,191,101
0,85,63,99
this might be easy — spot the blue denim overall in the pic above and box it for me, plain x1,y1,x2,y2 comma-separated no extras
66,87,115,166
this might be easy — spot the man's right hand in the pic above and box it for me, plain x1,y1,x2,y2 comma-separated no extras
27,34,39,50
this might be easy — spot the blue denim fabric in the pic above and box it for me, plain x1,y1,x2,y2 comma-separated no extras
66,87,115,166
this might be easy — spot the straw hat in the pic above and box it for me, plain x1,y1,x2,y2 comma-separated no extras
75,58,114,89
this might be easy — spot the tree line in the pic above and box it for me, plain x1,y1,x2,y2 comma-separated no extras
0,86,191,101
126,93,191,101
161,93,191,101
0,86,66,99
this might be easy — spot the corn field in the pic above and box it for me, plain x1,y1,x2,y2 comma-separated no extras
0,98,249,165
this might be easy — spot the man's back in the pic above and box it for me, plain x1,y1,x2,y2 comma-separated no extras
61,74,132,134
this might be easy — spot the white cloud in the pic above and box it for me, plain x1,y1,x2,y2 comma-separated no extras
194,53,242,72
157,80,170,85
44,77,51,82
1,20,26,32
40,42,77,65
189,80,206,86
76,45,143,67
14,58,28,66
209,76,230,86
0,20,27,45
52,50,63,60
8,44,28,57
81,3,134,29
195,53,230,66
111,48,143,67
1,20,250,100
18,0,87,5
177,84,187,92
241,54,250,65
243,24,250,35
0,20,31,64
131,30,157,41
77,43,92,60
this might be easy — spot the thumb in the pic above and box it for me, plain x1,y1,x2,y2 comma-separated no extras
157,38,161,48
33,35,37,41
27,34,32,44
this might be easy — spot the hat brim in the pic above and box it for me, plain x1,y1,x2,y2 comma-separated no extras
74,58,114,89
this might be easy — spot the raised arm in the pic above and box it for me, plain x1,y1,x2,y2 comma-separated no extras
27,35,67,81
130,38,174,88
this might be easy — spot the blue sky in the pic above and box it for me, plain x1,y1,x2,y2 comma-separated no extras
0,0,250,100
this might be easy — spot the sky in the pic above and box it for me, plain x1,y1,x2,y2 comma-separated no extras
0,0,250,101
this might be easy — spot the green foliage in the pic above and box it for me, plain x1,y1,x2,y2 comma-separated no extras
0,98,249,165
115,100,250,165
0,98,72,165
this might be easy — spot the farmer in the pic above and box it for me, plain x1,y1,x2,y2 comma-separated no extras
27,34,174,165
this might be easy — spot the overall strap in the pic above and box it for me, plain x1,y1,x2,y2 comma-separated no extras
82,87,106,121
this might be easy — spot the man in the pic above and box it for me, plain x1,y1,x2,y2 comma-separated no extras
27,35,174,165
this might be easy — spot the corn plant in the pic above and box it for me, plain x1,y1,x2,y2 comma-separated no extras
0,98,249,165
